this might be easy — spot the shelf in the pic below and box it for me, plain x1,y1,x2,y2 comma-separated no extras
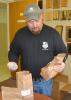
44,9,71,21
42,0,71,21
44,0,68,9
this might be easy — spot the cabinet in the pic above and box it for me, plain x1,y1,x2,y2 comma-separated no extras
38,0,71,28
66,26,71,55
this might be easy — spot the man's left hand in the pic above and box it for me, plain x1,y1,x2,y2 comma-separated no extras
52,62,65,72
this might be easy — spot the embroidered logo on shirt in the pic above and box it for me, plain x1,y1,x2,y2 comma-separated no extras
42,42,48,50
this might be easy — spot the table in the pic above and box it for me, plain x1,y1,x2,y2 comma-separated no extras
0,92,53,100
0,78,53,100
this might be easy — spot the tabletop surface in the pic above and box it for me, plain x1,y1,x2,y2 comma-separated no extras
0,91,53,100
0,78,53,100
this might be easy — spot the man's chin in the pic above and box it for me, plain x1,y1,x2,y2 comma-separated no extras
32,31,41,35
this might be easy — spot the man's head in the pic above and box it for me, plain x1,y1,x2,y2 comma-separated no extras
24,4,44,35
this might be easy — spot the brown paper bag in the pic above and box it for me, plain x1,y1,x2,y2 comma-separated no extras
16,71,34,100
40,53,66,80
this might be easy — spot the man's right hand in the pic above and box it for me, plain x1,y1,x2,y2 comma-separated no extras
7,62,18,72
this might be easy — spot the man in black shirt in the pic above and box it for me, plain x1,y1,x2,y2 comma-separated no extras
7,4,68,96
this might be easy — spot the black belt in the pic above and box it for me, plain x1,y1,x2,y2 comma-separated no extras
33,76,43,81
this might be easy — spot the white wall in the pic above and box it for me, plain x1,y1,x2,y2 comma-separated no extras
0,3,10,82
68,0,71,8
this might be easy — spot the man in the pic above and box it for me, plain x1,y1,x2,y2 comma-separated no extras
7,4,68,96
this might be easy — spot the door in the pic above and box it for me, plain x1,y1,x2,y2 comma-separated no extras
9,0,37,78
9,0,37,43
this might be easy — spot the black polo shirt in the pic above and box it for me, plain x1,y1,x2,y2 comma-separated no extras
8,24,68,79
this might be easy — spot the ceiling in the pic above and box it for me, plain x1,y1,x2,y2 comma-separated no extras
0,0,22,3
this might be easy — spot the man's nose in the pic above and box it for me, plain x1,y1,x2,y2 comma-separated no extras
33,21,37,27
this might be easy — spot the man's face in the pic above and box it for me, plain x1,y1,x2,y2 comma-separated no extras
27,14,44,35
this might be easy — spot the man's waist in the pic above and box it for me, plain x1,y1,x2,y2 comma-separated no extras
32,76,43,81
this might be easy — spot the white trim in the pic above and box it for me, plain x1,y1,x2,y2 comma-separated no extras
7,3,10,51
17,19,26,23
